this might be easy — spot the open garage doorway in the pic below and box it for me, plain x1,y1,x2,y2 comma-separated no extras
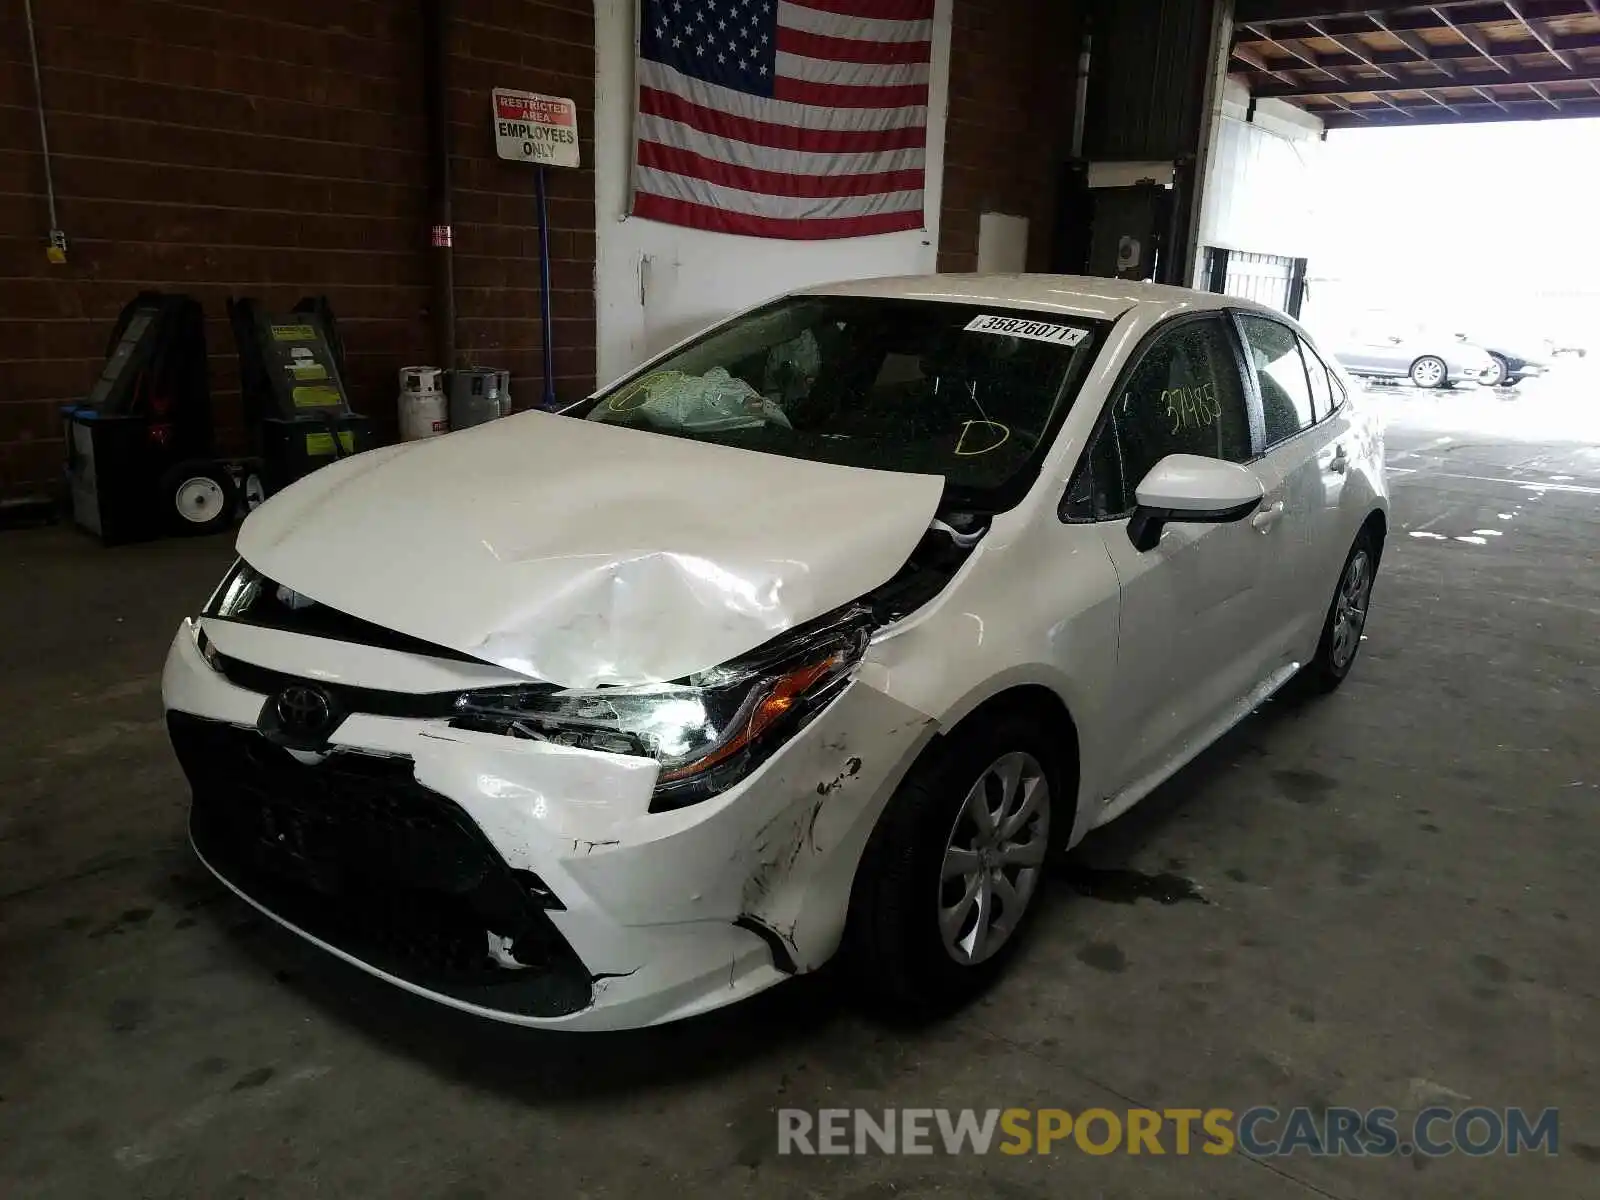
1212,2,1600,448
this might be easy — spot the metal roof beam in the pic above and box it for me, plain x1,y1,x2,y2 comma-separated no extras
1238,22,1354,82
1232,26,1600,67
1238,2,1599,38
1231,41,1300,84
1430,5,1514,71
1236,0,1484,20
1352,92,1562,111
1251,58,1600,96
1527,81,1564,106
1233,43,1374,117
1503,0,1579,69
1326,91,1600,119
1306,18,1401,77
1368,12,1460,78
1319,100,1600,126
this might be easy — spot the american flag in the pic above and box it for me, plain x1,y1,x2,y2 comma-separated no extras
632,0,935,240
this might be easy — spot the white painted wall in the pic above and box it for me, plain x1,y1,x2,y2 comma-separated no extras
976,213,1029,274
1196,78,1325,261
592,0,954,388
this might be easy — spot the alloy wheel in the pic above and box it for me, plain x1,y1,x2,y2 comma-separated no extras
938,751,1050,966
1411,358,1445,388
1330,549,1373,671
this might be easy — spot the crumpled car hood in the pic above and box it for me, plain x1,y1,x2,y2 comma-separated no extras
237,410,944,689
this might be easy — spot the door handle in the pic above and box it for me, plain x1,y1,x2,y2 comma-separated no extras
1326,445,1349,474
1251,500,1285,533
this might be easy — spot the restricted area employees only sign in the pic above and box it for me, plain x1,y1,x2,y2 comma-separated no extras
492,88,580,168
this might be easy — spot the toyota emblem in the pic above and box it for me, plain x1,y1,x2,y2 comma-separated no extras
275,685,333,736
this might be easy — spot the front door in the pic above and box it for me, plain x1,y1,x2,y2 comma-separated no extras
1063,315,1278,797
1233,313,1336,667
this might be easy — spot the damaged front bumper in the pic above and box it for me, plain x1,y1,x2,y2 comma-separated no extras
162,621,935,1030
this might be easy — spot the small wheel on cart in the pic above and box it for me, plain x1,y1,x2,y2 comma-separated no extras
158,460,238,536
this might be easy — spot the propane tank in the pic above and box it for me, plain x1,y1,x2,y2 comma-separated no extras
449,368,506,431
398,366,447,441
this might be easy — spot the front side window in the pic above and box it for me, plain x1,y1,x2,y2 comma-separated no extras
576,297,1107,510
1240,316,1315,446
1065,317,1252,518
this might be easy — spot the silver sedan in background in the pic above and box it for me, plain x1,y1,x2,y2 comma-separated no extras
1330,328,1495,389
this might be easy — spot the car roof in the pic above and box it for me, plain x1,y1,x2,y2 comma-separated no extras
793,273,1281,324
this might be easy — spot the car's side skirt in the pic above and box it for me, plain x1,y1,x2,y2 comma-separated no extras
1088,660,1303,832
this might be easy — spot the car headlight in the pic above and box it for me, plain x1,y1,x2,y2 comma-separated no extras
452,608,871,810
206,558,262,618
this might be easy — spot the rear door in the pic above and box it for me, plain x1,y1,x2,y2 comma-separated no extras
1233,313,1346,666
1061,314,1279,797
1300,339,1360,648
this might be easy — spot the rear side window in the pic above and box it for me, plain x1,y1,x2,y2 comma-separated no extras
1064,317,1252,519
1239,316,1314,446
1301,337,1333,419
1300,338,1345,415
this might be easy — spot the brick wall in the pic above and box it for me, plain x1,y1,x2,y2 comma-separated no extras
938,0,1082,273
0,0,595,499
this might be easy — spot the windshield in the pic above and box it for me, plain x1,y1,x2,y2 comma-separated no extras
576,296,1107,508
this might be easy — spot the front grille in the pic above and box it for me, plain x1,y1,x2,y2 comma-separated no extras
210,648,466,719
169,712,592,1017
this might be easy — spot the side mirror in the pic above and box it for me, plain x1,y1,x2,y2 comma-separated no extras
1126,454,1264,552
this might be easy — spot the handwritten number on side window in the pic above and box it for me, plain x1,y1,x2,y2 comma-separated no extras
1163,381,1219,434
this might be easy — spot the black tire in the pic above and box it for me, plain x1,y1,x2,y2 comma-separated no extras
157,460,238,536
845,702,1069,1017
1482,354,1509,388
1499,376,1521,388
1306,528,1380,693
1409,356,1448,389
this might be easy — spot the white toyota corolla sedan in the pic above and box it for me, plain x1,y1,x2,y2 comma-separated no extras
163,275,1387,1030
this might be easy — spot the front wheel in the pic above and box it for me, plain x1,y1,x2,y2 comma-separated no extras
1409,356,1448,389
1306,530,1379,692
846,706,1065,1015
1480,354,1508,388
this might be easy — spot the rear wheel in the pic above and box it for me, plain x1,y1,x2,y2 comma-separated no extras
846,705,1066,1015
1409,356,1447,389
1480,354,1508,388
1306,530,1379,692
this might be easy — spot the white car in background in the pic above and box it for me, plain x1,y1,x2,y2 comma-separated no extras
1330,325,1494,389
162,276,1389,1030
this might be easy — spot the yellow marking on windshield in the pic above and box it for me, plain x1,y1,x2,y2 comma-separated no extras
954,420,1011,456
608,375,660,412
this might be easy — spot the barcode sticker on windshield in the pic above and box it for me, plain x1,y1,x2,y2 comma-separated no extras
964,314,1089,346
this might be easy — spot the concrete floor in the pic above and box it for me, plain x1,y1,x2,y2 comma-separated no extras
2,394,1597,1199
